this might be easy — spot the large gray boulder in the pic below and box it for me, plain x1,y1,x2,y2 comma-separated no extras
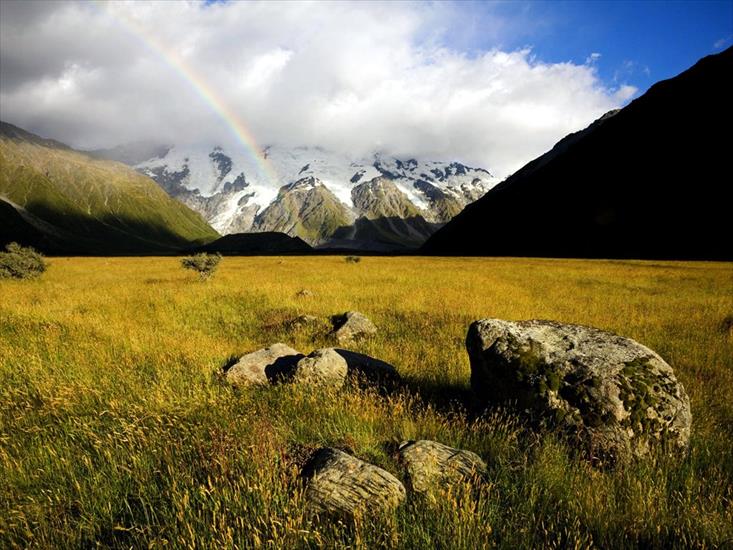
399,440,487,494
225,343,303,387
293,348,348,388
331,311,377,343
302,448,406,516
467,319,691,463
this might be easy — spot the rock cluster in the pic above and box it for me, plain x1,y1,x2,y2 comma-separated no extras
222,313,692,518
301,440,485,516
223,312,394,390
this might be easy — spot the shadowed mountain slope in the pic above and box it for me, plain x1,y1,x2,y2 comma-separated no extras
0,122,219,254
422,47,733,260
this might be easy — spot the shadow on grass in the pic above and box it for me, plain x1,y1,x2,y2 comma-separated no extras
398,376,477,416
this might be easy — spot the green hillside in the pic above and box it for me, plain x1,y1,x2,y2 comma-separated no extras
0,122,219,254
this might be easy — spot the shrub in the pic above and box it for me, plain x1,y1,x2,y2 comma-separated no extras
181,252,221,281
345,255,361,264
0,242,47,280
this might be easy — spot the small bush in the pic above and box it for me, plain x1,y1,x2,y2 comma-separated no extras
345,255,361,264
0,242,47,280
181,252,221,281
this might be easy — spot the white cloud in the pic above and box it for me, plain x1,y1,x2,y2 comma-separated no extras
614,84,638,103
0,0,631,177
713,35,732,50
586,52,602,64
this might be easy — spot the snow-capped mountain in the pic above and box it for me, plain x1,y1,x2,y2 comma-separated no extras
134,144,499,249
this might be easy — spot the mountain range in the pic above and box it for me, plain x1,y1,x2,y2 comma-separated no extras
3,47,729,259
422,46,733,260
97,144,499,250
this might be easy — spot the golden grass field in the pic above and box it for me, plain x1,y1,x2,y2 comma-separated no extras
1,256,732,548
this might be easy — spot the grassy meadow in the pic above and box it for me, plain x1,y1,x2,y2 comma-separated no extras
1,256,732,548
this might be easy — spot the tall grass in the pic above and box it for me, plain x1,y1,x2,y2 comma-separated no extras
1,256,731,548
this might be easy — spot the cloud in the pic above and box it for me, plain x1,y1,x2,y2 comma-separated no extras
614,85,638,103
0,0,632,177
586,52,602,64
713,35,732,50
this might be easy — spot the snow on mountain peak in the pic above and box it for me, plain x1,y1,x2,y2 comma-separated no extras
134,143,500,244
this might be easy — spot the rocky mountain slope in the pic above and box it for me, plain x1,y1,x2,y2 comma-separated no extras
0,122,219,254
422,47,733,260
251,177,355,245
129,145,498,249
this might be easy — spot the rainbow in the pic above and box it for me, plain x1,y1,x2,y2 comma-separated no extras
93,1,279,186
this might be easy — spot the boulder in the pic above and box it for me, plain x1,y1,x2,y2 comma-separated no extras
302,448,406,516
225,343,303,387
296,289,314,298
331,311,377,343
293,348,348,388
399,440,487,494
334,349,400,387
467,319,691,462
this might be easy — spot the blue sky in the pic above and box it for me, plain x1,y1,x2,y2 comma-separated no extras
458,0,733,93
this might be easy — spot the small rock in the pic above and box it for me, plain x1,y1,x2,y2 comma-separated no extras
334,349,400,387
288,314,322,330
467,319,692,463
225,343,303,387
302,448,406,516
331,311,377,343
293,348,348,388
399,440,487,493
296,289,314,298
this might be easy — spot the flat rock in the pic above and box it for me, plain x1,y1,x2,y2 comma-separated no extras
467,319,692,463
302,448,406,516
399,440,487,494
334,349,400,387
225,343,303,387
331,311,377,343
293,348,348,388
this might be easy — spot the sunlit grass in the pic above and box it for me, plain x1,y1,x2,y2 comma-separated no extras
1,256,731,548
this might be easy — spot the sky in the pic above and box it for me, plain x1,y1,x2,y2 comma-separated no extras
1,0,731,177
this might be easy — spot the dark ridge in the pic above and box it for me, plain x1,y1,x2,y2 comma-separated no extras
193,232,313,255
328,216,442,252
421,47,733,260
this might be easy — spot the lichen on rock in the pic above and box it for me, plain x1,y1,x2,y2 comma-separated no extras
467,318,691,464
